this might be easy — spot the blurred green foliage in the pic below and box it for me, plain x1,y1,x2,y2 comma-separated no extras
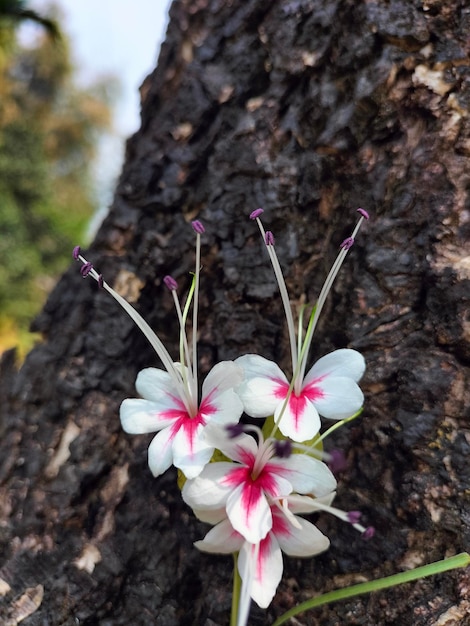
0,3,116,356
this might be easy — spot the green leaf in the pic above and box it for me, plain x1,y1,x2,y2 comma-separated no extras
272,553,470,626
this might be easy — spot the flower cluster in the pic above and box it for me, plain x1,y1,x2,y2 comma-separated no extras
74,209,371,625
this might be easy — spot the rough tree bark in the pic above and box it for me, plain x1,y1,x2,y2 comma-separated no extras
1,0,469,624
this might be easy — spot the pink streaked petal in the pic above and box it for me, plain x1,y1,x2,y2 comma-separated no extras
255,466,293,500
308,376,364,419
271,454,337,497
194,519,244,554
200,388,244,426
274,394,321,442
134,367,179,401
201,361,244,397
172,421,214,479
227,482,272,543
235,355,288,417
182,462,236,510
147,427,176,477
119,398,177,434
238,534,283,609
305,348,366,384
273,511,330,557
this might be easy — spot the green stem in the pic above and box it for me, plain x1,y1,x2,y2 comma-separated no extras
231,553,241,626
272,553,470,626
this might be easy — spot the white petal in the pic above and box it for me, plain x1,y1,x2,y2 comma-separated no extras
235,355,288,417
192,507,227,525
226,482,272,543
274,394,321,442
147,428,175,477
307,376,364,419
202,361,244,396
273,454,337,497
172,423,213,479
194,519,244,554
275,514,330,557
134,367,178,400
119,398,176,434
202,428,259,464
238,535,283,609
305,348,365,383
182,462,235,510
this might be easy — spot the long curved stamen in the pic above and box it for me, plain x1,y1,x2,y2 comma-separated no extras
298,209,369,382
191,221,204,402
73,249,187,401
304,498,373,536
276,498,303,529
164,275,195,412
250,211,298,373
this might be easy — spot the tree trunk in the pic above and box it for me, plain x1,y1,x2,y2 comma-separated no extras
1,0,469,624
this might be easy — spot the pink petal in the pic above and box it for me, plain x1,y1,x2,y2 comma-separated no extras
305,376,364,419
194,519,244,554
305,348,365,383
172,421,213,479
274,393,321,442
235,355,288,417
200,388,244,427
226,481,273,543
238,534,283,609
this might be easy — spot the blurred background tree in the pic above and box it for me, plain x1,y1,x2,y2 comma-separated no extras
0,0,115,356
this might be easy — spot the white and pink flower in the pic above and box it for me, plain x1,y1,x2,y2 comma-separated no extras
74,221,243,479
234,209,368,442
182,426,336,543
120,361,243,478
194,496,331,611
236,348,365,442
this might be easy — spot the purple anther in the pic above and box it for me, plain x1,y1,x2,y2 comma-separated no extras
265,231,275,246
328,448,348,474
250,208,264,220
362,526,375,540
347,511,362,524
226,423,245,439
80,262,94,277
274,439,292,458
191,220,205,234
163,275,178,291
340,236,354,250
357,208,369,220
72,245,81,260
98,274,104,289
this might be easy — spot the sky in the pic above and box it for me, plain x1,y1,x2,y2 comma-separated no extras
21,0,172,221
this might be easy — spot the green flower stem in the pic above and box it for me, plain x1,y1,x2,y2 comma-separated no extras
272,553,470,626
231,553,241,626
